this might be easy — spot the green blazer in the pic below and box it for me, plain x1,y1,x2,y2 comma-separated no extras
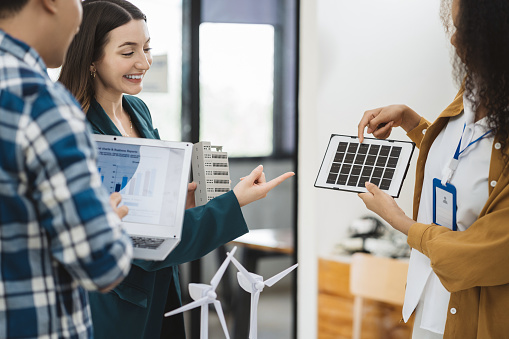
86,95,248,339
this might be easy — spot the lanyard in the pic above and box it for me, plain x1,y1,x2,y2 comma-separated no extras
441,123,492,185
453,124,492,160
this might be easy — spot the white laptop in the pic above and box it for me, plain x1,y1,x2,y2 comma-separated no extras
93,135,193,261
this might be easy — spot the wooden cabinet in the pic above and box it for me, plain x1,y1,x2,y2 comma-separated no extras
318,257,413,339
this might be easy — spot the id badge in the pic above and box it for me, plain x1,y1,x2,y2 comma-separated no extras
432,178,457,231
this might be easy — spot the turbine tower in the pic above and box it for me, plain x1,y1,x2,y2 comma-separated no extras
228,251,298,339
165,246,238,339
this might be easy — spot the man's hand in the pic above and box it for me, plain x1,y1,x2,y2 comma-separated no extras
109,192,129,219
99,276,125,293
233,165,295,207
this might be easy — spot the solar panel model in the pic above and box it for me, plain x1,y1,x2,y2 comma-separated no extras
315,134,415,198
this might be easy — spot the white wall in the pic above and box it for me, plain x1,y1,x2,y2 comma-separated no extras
298,0,457,338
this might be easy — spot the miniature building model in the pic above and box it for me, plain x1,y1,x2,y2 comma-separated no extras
192,141,231,206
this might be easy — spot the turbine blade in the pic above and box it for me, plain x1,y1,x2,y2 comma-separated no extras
164,297,208,317
210,246,237,289
264,263,298,287
230,255,257,285
189,283,208,301
213,300,230,339
237,272,254,293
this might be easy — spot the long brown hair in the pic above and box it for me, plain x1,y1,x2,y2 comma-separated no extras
59,0,146,112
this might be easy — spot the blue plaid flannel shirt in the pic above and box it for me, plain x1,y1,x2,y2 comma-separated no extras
0,30,133,338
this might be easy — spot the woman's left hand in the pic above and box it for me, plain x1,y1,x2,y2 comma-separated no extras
186,182,197,209
357,182,415,235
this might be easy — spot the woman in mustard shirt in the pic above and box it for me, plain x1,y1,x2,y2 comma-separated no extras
59,1,294,338
357,0,509,337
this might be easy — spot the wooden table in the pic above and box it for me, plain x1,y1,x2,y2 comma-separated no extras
230,228,293,254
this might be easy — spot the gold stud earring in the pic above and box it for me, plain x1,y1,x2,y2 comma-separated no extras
91,71,96,79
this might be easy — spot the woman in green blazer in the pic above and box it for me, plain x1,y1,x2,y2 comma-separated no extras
59,1,294,338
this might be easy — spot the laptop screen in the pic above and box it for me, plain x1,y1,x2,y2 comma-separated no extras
95,141,185,227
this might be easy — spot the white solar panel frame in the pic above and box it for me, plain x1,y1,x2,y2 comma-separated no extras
315,134,415,198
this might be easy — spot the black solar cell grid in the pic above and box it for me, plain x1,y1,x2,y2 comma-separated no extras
328,141,401,190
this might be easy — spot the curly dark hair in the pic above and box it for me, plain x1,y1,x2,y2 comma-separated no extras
441,0,509,154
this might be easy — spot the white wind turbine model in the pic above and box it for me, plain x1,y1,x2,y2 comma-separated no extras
165,246,238,339
228,251,298,339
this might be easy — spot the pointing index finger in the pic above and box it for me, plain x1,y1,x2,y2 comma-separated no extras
264,172,295,191
358,113,372,143
358,108,381,142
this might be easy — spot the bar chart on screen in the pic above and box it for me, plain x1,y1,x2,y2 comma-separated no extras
97,144,171,225
99,164,157,198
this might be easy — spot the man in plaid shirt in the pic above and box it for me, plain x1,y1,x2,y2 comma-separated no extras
0,0,133,338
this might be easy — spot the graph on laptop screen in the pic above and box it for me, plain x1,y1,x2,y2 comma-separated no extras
96,142,184,226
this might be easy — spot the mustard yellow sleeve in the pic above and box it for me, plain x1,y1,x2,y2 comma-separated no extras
406,117,431,149
406,197,509,293
407,222,448,256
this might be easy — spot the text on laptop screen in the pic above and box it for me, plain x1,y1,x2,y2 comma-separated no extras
96,141,185,227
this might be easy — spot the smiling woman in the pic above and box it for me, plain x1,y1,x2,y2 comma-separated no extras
90,19,152,137
58,1,294,338
59,0,148,137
